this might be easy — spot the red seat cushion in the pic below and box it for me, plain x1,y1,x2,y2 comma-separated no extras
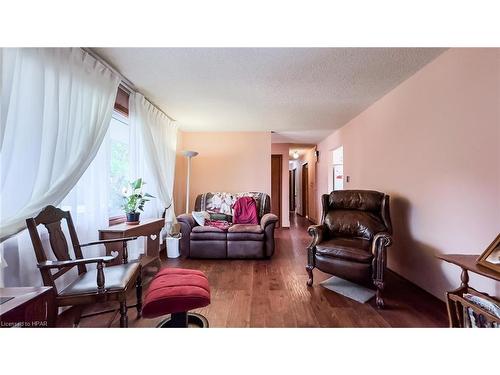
142,268,210,318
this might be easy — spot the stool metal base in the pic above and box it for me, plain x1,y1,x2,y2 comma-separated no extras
156,312,209,328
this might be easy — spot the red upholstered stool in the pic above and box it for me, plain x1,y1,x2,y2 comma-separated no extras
143,268,210,328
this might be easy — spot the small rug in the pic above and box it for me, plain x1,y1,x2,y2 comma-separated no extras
320,276,376,304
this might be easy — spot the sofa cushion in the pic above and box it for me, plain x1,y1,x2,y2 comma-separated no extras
227,232,264,241
316,237,372,263
228,224,263,234
192,225,224,233
227,224,264,241
191,225,227,241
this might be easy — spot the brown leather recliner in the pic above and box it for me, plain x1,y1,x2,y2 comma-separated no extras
306,190,393,308
177,192,278,259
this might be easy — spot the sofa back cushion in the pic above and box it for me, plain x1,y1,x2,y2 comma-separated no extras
324,210,386,240
194,192,270,220
322,190,391,240
328,190,384,213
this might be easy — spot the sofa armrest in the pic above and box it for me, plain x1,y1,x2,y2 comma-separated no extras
176,214,196,257
177,213,196,229
260,213,278,258
260,213,278,230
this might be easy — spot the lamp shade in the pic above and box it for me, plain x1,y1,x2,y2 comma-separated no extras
183,150,199,158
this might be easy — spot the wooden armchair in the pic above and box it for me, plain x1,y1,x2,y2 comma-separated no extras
26,205,143,327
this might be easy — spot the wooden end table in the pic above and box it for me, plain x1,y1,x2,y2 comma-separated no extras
0,287,56,328
437,254,500,327
99,218,165,274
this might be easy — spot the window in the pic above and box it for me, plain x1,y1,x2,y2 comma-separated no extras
108,111,130,218
332,146,344,191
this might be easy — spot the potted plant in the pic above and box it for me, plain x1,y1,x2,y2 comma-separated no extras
122,178,154,224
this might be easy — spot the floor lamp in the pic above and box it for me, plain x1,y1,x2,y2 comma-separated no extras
183,150,199,214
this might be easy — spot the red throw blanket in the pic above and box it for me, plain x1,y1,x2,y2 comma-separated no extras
232,196,258,224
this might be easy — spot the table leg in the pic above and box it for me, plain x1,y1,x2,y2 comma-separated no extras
460,267,469,288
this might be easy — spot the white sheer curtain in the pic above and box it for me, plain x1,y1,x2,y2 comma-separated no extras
130,93,178,223
0,48,120,286
0,48,120,241
1,142,109,287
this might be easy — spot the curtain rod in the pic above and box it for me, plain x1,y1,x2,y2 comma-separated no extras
81,48,176,122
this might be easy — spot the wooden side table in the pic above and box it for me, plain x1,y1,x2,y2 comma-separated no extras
437,254,500,327
99,218,164,274
0,287,56,328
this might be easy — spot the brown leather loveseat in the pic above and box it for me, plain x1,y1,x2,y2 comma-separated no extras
177,192,279,259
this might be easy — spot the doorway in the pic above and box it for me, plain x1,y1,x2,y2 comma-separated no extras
301,163,309,218
271,154,282,228
289,169,296,212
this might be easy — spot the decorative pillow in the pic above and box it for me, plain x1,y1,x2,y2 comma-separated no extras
209,212,233,222
192,211,210,226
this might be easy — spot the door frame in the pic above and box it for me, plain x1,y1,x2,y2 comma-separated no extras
271,154,282,228
289,168,296,212
301,162,309,218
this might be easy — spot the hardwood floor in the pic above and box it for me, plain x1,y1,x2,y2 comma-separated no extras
58,214,448,327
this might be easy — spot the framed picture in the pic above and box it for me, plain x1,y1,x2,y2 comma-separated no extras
477,233,500,273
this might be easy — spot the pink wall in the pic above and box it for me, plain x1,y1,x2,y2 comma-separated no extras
316,48,500,300
271,143,291,227
175,131,271,213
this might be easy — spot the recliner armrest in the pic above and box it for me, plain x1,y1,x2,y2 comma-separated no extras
307,224,325,249
260,213,278,230
371,232,392,255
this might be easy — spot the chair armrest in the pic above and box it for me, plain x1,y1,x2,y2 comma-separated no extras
260,213,278,230
80,236,138,247
372,232,393,255
307,224,325,249
177,213,196,229
37,254,117,270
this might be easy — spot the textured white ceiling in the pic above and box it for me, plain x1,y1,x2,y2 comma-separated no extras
94,48,445,142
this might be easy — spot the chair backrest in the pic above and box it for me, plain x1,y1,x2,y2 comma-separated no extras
321,190,392,240
26,205,86,288
194,192,271,221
